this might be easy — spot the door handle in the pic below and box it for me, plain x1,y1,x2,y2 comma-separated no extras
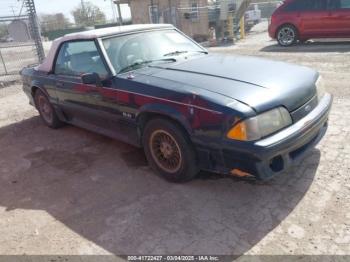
56,82,64,87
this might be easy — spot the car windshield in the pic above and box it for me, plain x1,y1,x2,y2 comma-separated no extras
102,29,206,74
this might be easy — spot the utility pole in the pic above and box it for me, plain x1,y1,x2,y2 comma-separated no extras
113,0,123,25
24,0,45,63
81,0,86,18
109,0,117,22
81,0,85,11
150,0,155,23
9,6,16,16
168,0,172,24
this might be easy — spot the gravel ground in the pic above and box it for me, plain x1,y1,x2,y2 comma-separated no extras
0,24,350,257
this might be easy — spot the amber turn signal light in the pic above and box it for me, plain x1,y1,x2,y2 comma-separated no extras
226,122,248,141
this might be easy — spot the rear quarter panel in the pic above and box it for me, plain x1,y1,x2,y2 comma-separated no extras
269,1,301,39
21,67,58,107
270,12,301,38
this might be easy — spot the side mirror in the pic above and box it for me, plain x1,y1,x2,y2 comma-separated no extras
81,72,102,87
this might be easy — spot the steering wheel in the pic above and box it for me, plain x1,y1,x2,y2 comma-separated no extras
118,37,149,70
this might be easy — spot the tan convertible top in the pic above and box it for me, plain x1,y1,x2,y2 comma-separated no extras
38,24,174,72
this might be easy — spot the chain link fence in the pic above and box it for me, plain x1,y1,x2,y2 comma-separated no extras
0,42,38,74
0,0,45,87
0,17,39,86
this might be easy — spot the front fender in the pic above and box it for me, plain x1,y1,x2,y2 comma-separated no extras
137,103,193,135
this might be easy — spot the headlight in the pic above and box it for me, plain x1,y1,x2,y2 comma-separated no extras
227,107,292,141
316,76,326,102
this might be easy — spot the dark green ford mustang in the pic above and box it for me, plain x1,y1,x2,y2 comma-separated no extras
21,24,332,182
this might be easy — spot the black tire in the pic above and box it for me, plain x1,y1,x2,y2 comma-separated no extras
277,24,298,47
142,118,199,183
34,89,64,129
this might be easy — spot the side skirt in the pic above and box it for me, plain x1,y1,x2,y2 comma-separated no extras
53,105,141,148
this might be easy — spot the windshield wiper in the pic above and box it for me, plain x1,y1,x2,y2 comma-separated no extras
118,58,176,74
163,50,208,57
163,50,188,57
193,50,209,54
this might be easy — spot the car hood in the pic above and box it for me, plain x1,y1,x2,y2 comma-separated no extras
150,54,318,113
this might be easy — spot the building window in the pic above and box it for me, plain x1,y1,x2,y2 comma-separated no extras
149,5,159,23
191,2,199,20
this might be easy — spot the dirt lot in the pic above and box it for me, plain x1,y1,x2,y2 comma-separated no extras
1,24,350,257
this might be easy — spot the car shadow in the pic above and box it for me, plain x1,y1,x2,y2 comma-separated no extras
261,40,350,53
0,116,321,255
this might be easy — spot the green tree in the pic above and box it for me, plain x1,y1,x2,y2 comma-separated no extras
40,13,71,32
72,1,106,27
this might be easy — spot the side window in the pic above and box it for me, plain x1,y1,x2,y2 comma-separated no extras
54,41,108,78
285,0,327,11
341,0,350,8
284,0,304,11
312,0,328,10
331,0,350,9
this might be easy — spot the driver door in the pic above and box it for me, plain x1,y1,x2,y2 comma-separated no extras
54,40,109,127
299,0,330,38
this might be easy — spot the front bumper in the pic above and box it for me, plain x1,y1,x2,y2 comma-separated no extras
220,93,333,180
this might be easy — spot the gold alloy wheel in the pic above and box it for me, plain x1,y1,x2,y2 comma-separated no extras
149,129,182,174
38,95,53,124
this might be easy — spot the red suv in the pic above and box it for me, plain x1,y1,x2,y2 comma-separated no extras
269,0,350,46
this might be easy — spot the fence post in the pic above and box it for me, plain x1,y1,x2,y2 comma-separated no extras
240,16,245,39
0,49,8,75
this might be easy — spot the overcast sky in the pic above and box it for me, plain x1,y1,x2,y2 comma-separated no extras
1,0,131,22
